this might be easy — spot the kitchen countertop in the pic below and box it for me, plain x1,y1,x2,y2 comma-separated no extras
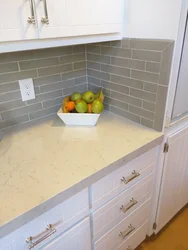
0,112,163,237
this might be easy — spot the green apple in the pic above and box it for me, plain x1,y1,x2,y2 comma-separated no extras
75,100,88,113
82,91,95,103
92,100,104,114
71,92,82,101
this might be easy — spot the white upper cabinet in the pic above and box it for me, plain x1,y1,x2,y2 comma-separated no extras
36,0,124,39
0,0,38,42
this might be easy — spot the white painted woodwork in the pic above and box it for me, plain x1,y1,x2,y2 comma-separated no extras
92,148,157,210
94,200,150,250
116,222,148,250
93,173,153,240
42,218,91,250
35,0,123,39
0,188,89,250
0,0,38,42
156,126,188,233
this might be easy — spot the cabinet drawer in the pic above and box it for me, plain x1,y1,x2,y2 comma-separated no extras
92,147,157,209
0,188,89,250
43,217,91,250
116,221,148,250
93,172,153,240
94,200,150,250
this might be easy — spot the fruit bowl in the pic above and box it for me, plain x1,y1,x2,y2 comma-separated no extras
57,107,100,126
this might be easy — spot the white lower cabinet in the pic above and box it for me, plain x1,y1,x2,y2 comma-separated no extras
42,218,91,250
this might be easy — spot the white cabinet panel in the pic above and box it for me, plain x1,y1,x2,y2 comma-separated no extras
156,126,188,233
0,0,38,42
43,218,91,250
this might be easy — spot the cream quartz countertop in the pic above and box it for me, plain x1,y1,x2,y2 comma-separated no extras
0,112,163,237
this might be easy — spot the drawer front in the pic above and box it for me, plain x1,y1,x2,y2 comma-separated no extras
42,218,91,250
93,172,153,240
116,221,148,250
0,188,89,250
92,147,157,210
94,200,150,250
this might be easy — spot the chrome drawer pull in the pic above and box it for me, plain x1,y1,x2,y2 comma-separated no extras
26,224,56,249
27,0,36,24
119,224,135,239
41,0,49,24
120,198,138,213
121,170,140,184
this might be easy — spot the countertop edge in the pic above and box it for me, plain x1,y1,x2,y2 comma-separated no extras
0,134,164,238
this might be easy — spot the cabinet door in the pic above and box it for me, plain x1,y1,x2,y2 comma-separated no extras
36,0,124,39
156,126,188,233
0,0,38,42
43,218,91,250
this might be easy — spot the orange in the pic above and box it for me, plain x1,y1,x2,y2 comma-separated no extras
87,103,92,113
65,101,75,111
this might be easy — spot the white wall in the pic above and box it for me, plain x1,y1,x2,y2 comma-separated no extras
124,0,183,40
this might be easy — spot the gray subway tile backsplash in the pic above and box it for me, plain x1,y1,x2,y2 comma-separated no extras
0,39,174,131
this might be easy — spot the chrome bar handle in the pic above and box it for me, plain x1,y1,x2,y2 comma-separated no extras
121,170,140,184
26,224,56,249
119,224,135,239
120,198,138,213
28,0,36,24
41,0,49,24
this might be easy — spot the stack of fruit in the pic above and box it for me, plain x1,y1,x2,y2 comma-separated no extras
62,90,104,114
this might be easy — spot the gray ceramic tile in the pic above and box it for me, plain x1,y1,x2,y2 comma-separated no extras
130,88,157,103
110,41,122,48
132,49,161,62
104,103,110,111
111,57,145,70
59,53,85,64
1,103,42,120
101,64,131,78
0,115,29,129
101,47,131,58
129,105,154,120
87,69,110,81
130,39,172,51
97,42,111,46
159,42,174,86
0,99,25,112
105,97,129,111
0,91,21,103
74,76,87,85
63,84,87,95
101,81,130,95
61,69,86,80
111,74,143,89
0,62,19,74
111,91,142,107
122,39,131,48
154,85,168,131
35,46,73,59
73,45,85,54
0,69,38,84
87,45,101,54
43,97,63,109
88,84,101,93
19,57,59,70
143,82,158,93
0,82,19,93
87,61,101,70
141,118,154,129
27,90,63,105
110,106,141,123
33,75,62,86
146,62,160,73
73,61,86,70
29,105,60,120
143,100,156,112
0,50,36,63
131,69,159,83
87,53,110,64
40,79,74,93
88,76,101,86
38,63,73,77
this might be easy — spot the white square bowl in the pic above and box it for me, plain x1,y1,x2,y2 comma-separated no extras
57,107,100,126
